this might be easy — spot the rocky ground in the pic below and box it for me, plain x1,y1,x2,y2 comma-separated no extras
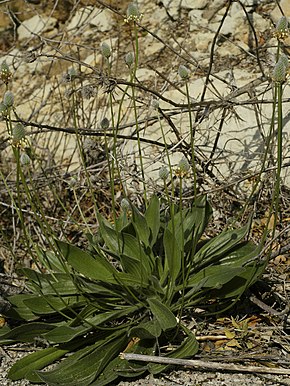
1,0,290,385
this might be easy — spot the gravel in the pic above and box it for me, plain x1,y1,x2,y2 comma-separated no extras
1,346,290,386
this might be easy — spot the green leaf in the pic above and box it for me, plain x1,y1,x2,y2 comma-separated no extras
23,294,84,315
5,294,38,321
186,266,245,289
0,322,55,343
147,297,177,331
193,223,250,269
8,346,70,381
163,228,181,283
149,328,198,374
37,331,129,386
57,240,118,283
129,318,162,339
145,195,160,246
131,202,151,248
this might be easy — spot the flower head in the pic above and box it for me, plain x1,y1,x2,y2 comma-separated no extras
0,61,12,84
20,153,31,166
124,52,134,67
120,198,130,212
124,3,143,23
101,42,111,59
272,59,287,82
159,165,169,180
3,91,14,107
176,156,190,177
273,16,289,40
178,64,190,80
100,117,110,130
12,123,26,142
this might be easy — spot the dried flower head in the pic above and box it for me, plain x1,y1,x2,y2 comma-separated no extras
272,59,287,82
3,91,14,107
100,117,110,130
81,85,97,99
101,42,111,59
159,165,169,180
125,52,134,67
178,64,190,80
124,3,143,23
0,61,12,84
20,152,31,166
273,16,289,40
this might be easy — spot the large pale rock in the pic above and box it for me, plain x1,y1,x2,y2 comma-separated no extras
67,6,113,32
271,0,290,20
17,15,57,41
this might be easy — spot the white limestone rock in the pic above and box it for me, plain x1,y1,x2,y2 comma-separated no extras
17,15,57,41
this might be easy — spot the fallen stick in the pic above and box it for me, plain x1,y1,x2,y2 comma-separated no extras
120,353,290,375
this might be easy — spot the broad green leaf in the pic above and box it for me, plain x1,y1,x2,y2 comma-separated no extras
186,266,245,289
23,294,84,315
37,248,69,273
129,318,162,339
149,329,198,374
5,294,39,321
57,240,118,283
163,228,181,283
8,346,70,381
37,331,129,385
0,322,55,343
145,195,160,246
193,223,250,269
131,203,151,247
147,297,177,331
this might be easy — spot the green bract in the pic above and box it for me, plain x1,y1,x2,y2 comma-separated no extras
0,196,264,385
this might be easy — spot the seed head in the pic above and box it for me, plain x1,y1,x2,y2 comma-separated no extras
20,153,31,166
151,98,159,109
12,123,26,142
159,165,169,180
100,117,110,130
125,52,134,67
178,64,190,80
101,42,111,59
3,91,14,107
272,60,287,82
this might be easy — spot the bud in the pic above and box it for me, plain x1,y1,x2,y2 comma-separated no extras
12,123,26,142
100,117,110,130
178,156,190,174
20,153,31,166
120,198,130,212
101,42,111,59
3,91,14,107
125,52,134,67
0,60,12,84
178,64,190,80
159,165,169,180
272,60,286,82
